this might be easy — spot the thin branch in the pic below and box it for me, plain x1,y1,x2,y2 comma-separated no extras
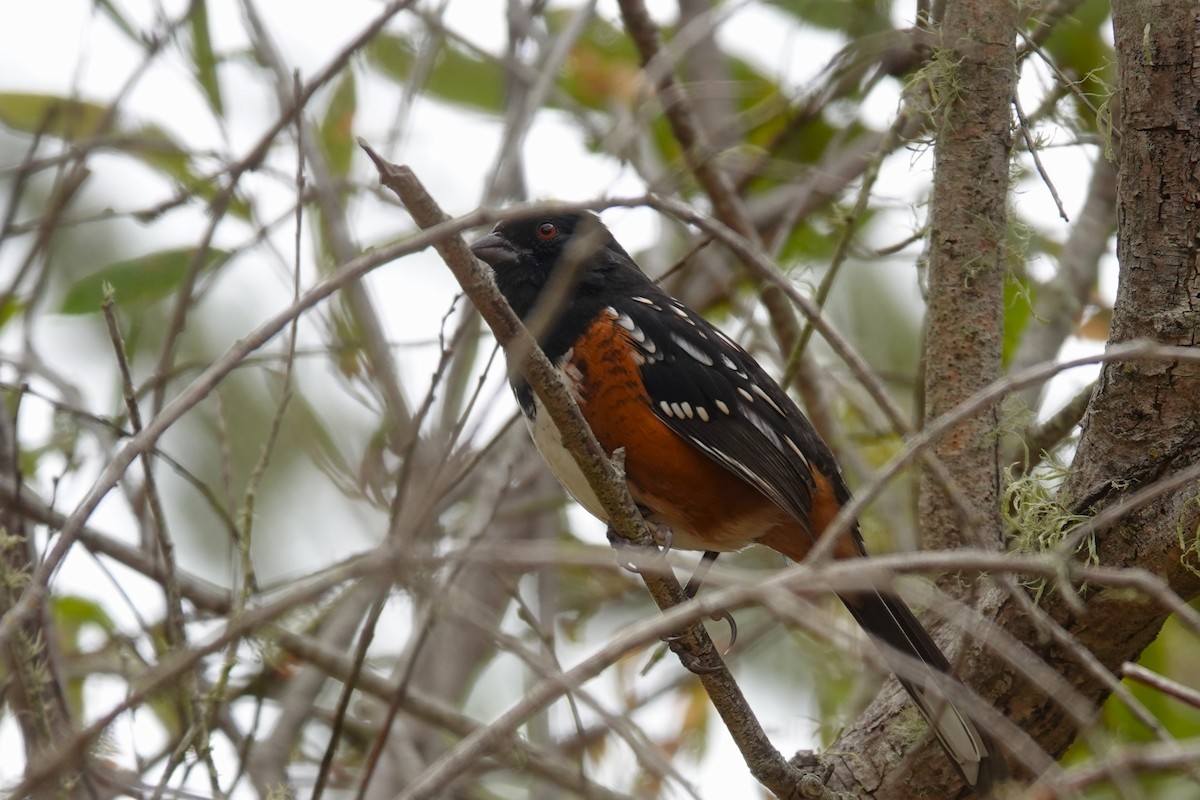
1013,90,1070,222
0,201,590,653
617,0,754,241
235,0,417,451
12,551,385,798
1122,663,1200,711
1009,154,1116,411
359,151,799,800
1031,740,1200,794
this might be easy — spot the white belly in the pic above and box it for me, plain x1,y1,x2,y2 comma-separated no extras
525,394,609,521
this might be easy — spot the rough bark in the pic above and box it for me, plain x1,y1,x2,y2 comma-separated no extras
1017,0,1200,758
918,0,1018,554
1069,1,1200,512
822,2,1200,796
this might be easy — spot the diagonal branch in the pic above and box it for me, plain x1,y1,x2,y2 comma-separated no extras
358,148,802,800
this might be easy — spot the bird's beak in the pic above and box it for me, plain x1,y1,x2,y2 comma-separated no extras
468,232,520,267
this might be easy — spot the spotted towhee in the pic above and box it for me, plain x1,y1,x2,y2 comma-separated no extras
470,212,1002,792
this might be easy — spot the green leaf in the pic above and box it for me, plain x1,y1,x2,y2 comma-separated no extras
1002,272,1037,368
51,595,117,637
50,595,118,721
0,94,250,219
0,295,22,331
60,247,230,315
0,92,109,140
121,123,192,175
188,0,224,116
367,34,504,113
121,124,251,220
320,70,357,178
763,0,891,36
1040,0,1115,132
776,217,841,263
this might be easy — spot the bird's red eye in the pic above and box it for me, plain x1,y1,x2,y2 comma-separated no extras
535,222,558,240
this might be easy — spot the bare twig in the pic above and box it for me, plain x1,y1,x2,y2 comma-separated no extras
359,151,799,800
1013,90,1070,222
12,551,386,798
0,203,575,653
1122,663,1200,711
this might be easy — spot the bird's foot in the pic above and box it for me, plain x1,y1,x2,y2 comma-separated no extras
681,551,738,650
664,635,724,674
606,519,672,574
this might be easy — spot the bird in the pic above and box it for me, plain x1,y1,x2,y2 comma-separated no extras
469,211,1003,793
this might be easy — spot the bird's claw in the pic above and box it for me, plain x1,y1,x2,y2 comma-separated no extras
681,551,738,652
663,611,736,652
714,609,738,651
615,537,738,669
606,520,673,574
665,637,724,674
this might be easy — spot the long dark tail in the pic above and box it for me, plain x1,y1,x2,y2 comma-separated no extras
841,589,1004,794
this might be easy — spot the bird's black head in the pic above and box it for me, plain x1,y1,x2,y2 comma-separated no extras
469,212,646,320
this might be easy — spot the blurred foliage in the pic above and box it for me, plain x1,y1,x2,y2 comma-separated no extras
59,247,230,315
367,34,506,113
0,93,112,141
320,70,358,180
1064,615,1200,799
0,93,250,219
187,0,224,117
0,1,1176,798
1040,0,1115,131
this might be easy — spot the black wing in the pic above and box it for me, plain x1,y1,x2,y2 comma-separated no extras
609,291,842,539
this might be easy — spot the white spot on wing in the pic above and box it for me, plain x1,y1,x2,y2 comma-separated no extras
670,332,714,366
696,406,710,422
783,435,810,469
659,400,674,418
751,383,786,416
737,387,754,403
714,329,736,347
742,404,781,447
715,399,731,415
721,353,748,378
680,402,694,419
603,308,656,347
670,304,698,326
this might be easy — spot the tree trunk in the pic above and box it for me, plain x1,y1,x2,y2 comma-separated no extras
919,0,1017,554
824,1,1200,796
1020,0,1200,759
